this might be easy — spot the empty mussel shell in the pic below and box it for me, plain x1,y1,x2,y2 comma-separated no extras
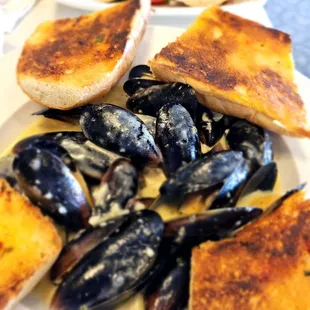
126,83,198,121
226,119,273,167
145,257,189,310
51,210,164,310
160,151,244,198
51,216,127,284
89,158,138,224
129,64,153,79
156,102,201,176
13,148,91,230
238,162,278,199
124,79,165,96
164,207,263,247
13,132,121,180
80,104,162,166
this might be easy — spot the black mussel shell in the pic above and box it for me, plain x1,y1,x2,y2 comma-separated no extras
138,115,157,137
264,183,306,216
239,162,278,199
89,158,138,223
129,64,153,79
160,151,244,198
226,119,273,167
13,148,91,230
80,104,162,166
33,106,87,124
126,83,198,121
164,207,263,247
209,160,253,210
13,132,120,180
197,105,233,147
51,210,164,310
51,216,127,284
156,102,201,176
0,156,20,190
145,257,189,310
124,79,165,96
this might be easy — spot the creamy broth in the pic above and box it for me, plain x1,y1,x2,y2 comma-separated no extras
3,85,280,309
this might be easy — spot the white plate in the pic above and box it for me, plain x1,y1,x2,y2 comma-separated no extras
0,25,310,309
56,0,267,16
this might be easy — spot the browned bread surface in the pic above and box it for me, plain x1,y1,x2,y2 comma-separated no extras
150,6,310,137
190,191,310,310
0,179,62,309
17,0,150,109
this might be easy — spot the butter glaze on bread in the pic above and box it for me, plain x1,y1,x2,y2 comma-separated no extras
17,0,150,110
150,7,310,137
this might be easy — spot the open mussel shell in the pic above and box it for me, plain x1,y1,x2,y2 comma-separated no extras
13,132,121,180
129,64,153,79
209,160,253,210
226,119,273,167
145,257,189,310
197,106,233,147
51,210,164,310
13,147,91,231
164,207,263,248
80,104,162,167
160,151,244,198
126,83,198,121
0,156,20,190
124,78,165,96
33,105,86,124
239,162,278,198
89,158,138,224
51,216,127,284
156,102,201,176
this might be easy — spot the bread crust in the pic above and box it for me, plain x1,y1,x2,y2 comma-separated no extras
17,0,150,110
150,6,310,138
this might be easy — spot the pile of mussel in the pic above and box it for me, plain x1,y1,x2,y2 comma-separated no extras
0,65,305,310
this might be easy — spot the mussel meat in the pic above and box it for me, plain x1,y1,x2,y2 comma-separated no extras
126,83,198,121
160,151,244,198
156,102,201,176
80,104,162,166
13,147,91,230
51,210,164,310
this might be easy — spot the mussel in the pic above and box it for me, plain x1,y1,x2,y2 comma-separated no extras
197,105,233,147
145,257,189,310
126,83,198,121
164,207,263,248
80,104,162,166
33,106,86,124
89,158,138,224
51,216,127,284
129,64,153,79
226,119,273,167
13,132,121,180
160,151,244,198
51,210,164,310
124,79,165,96
156,103,201,176
13,148,91,230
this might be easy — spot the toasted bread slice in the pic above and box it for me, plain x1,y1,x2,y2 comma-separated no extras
17,0,150,110
190,191,310,310
0,179,62,309
150,7,310,138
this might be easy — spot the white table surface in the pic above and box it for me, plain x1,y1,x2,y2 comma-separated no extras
3,0,272,54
